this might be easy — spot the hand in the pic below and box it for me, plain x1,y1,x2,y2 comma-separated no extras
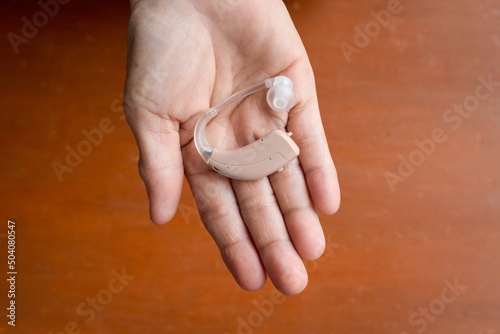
124,0,340,295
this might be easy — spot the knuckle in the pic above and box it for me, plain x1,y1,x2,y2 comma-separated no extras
239,192,277,214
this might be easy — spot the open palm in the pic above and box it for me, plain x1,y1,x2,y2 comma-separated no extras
124,0,340,295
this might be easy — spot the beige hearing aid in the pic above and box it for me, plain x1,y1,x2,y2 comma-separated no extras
194,76,299,181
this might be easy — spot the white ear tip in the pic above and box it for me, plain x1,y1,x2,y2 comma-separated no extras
266,76,297,112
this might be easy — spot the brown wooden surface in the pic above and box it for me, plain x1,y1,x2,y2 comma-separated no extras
1,0,500,333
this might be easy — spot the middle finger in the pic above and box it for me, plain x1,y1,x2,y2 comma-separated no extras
231,177,308,295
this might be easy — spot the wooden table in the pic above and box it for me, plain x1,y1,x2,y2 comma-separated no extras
1,0,499,333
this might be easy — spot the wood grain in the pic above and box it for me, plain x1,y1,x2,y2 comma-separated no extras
0,0,499,333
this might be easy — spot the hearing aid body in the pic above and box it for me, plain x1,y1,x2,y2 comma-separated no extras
194,76,299,181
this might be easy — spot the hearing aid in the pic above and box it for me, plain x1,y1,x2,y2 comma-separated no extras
194,76,300,181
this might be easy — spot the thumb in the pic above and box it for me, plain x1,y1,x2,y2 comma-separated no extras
130,115,184,225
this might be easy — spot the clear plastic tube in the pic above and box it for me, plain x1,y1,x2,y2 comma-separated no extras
194,78,273,162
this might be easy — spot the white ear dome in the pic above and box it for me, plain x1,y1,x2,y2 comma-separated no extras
266,76,296,112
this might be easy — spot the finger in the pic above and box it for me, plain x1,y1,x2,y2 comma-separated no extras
183,146,267,291
288,68,341,215
126,111,185,225
231,178,308,296
269,158,325,261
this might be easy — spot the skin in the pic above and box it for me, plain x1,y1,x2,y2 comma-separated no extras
124,0,340,295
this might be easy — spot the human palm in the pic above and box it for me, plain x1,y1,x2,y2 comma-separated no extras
124,0,340,295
